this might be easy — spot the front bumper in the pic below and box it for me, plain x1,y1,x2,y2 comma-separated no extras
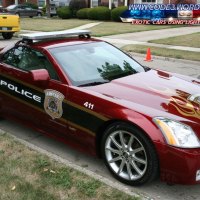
157,143,200,185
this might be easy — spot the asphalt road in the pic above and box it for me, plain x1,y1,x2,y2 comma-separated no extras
0,36,200,200
0,37,19,48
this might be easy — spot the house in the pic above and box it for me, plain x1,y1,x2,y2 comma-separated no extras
101,0,198,5
1,0,38,7
0,0,199,8
0,0,71,7
132,0,198,4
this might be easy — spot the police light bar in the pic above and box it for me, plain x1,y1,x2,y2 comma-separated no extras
20,30,91,40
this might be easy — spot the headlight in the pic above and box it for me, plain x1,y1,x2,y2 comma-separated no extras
153,117,200,148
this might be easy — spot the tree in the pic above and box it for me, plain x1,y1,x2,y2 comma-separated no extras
174,0,193,3
97,61,136,81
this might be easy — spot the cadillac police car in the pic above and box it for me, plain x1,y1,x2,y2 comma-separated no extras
0,30,200,186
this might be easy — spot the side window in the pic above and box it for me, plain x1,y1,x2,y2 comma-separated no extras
34,51,60,81
2,46,23,68
2,46,59,80
23,6,29,10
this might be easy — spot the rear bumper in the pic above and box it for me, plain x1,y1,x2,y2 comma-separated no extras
158,143,200,185
0,27,20,33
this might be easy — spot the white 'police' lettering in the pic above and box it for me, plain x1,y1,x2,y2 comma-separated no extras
0,79,41,103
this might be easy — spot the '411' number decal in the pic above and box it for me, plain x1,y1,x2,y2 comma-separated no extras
84,102,94,110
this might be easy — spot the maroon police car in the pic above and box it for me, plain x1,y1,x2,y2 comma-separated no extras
0,30,200,186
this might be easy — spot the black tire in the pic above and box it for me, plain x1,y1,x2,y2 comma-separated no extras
16,12,20,17
2,32,13,40
101,122,159,186
37,12,42,17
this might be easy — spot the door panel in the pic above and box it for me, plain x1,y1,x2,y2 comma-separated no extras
0,46,69,138
0,66,43,123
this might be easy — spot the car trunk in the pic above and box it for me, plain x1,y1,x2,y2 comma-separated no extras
0,14,19,31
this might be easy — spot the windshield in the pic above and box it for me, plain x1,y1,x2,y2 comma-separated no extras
6,5,17,10
50,41,145,86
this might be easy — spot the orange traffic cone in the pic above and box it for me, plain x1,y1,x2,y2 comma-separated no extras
144,48,152,62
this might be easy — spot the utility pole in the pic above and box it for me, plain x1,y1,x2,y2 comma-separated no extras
124,0,128,6
109,0,112,9
46,0,51,18
15,0,18,5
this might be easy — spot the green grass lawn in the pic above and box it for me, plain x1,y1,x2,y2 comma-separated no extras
20,18,94,31
0,132,140,200
149,32,200,48
20,18,183,36
122,44,200,62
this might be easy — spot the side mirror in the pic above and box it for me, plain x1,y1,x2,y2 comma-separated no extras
30,69,50,82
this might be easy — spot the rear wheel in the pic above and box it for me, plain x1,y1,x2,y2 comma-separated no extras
101,122,159,185
2,32,13,40
37,12,42,17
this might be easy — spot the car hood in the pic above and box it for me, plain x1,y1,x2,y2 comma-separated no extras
86,69,200,123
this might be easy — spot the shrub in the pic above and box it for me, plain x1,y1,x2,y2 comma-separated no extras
111,6,128,22
69,0,87,16
57,6,72,19
42,5,46,14
88,7,111,21
76,8,91,19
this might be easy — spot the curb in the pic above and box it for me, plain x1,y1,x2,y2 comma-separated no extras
129,52,200,65
0,130,152,200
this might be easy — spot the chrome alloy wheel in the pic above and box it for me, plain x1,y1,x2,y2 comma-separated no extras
105,130,147,181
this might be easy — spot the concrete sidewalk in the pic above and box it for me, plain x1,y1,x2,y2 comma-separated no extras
100,26,200,51
104,26,200,41
98,37,200,52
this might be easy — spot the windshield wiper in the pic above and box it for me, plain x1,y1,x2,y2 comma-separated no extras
78,81,109,87
143,66,151,72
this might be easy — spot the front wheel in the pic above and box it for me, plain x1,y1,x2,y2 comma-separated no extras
101,122,159,186
2,32,13,40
